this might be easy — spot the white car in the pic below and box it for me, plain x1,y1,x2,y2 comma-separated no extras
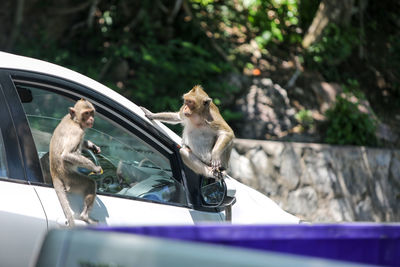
0,52,299,267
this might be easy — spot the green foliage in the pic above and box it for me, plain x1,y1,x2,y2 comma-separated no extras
8,0,400,146
245,0,301,48
192,0,214,6
295,109,313,131
387,34,400,95
324,93,378,147
119,39,233,112
305,24,359,80
298,0,320,30
14,1,238,120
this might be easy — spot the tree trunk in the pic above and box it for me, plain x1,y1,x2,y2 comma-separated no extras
6,0,25,51
302,0,354,49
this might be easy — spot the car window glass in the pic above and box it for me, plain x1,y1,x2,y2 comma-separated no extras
0,132,8,177
18,85,187,206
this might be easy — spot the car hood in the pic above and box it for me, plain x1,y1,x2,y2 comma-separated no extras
226,176,300,224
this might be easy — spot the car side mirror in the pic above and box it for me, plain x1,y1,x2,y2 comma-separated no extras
200,176,236,208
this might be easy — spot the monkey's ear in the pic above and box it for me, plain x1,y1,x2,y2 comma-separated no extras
69,107,76,118
203,97,212,106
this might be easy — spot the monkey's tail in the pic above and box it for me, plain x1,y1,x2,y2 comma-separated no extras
53,181,76,227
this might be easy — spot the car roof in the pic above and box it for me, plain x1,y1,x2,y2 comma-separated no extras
0,51,181,144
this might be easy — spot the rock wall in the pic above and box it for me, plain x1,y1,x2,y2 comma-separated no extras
228,139,400,222
234,78,297,140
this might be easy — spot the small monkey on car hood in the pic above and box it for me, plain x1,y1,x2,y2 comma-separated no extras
141,85,234,179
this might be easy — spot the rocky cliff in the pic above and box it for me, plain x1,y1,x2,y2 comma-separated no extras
228,139,400,222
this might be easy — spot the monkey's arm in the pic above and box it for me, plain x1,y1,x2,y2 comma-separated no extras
84,140,101,154
211,131,234,171
140,107,182,125
149,112,182,124
180,147,216,178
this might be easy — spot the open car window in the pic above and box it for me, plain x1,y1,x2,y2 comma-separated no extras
18,85,187,206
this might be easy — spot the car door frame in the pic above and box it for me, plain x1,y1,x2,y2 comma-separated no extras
0,71,41,181
0,70,49,267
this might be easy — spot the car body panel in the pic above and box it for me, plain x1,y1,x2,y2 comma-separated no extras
37,228,373,267
228,177,299,224
0,181,47,267
34,185,223,228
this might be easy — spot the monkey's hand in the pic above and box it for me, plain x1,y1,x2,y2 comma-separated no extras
213,169,226,180
91,144,101,154
210,156,222,173
85,140,101,154
140,107,155,120
91,165,103,175
211,154,228,180
182,145,192,152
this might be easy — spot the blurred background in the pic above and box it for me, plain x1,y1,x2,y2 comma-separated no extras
1,0,399,222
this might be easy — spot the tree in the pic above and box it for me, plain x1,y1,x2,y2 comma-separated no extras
302,0,355,49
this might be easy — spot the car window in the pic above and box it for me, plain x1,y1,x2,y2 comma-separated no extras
18,85,187,206
0,132,8,177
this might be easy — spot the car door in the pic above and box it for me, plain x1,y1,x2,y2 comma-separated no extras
7,70,224,228
0,72,48,267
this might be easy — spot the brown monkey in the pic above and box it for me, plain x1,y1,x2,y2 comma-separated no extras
49,99,102,227
141,85,234,179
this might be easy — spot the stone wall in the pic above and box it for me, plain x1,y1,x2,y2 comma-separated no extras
228,139,400,222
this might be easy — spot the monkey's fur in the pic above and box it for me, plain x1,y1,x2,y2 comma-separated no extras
49,99,102,227
141,85,234,179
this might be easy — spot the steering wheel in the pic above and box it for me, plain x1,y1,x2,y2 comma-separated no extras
82,149,123,193
138,158,152,167
78,148,100,175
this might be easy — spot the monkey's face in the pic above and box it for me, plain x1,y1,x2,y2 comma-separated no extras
80,109,95,129
183,98,196,117
182,85,212,118
70,99,96,129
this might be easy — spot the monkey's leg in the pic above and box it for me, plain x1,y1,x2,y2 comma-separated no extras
180,147,220,179
53,178,76,227
78,177,98,224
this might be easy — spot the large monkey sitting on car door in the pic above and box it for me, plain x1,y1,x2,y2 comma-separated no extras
49,99,102,227
141,85,235,179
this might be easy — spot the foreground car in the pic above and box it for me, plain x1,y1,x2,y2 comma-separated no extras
37,227,380,267
0,52,299,267
37,224,400,267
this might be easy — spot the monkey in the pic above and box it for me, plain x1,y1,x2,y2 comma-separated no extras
49,99,102,227
141,85,235,179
